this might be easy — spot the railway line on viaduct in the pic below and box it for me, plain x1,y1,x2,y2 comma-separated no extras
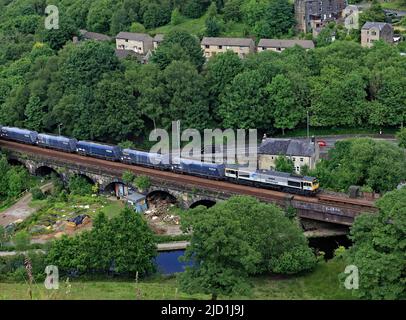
0,139,378,228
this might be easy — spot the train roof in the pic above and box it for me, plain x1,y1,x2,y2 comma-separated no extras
38,133,77,141
1,127,38,134
226,164,316,181
77,140,122,149
174,157,225,167
123,148,163,156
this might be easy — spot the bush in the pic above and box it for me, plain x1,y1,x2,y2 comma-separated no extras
13,231,30,251
0,252,47,282
134,175,151,191
47,209,157,276
68,176,93,196
31,187,45,200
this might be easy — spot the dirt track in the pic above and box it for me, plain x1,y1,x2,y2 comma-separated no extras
0,182,53,227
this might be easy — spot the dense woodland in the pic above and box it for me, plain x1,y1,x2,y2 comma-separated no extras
0,0,405,146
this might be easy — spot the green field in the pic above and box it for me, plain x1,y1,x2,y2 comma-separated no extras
151,13,247,38
0,259,355,300
380,0,406,11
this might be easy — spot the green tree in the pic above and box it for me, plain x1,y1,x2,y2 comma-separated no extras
223,0,243,22
129,22,146,33
24,95,44,131
205,16,221,37
275,156,294,173
86,0,114,34
161,60,210,129
312,138,406,193
41,15,78,50
170,7,183,26
205,50,243,119
396,128,406,148
134,175,151,191
219,69,271,129
309,67,367,127
267,74,302,135
151,30,205,70
180,196,315,299
343,188,406,299
47,208,156,275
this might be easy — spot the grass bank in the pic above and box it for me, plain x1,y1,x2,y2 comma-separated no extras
0,258,355,300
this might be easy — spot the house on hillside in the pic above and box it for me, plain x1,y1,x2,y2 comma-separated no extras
201,37,256,59
257,39,315,52
153,34,164,49
361,22,394,48
295,0,347,34
115,32,154,55
258,138,320,174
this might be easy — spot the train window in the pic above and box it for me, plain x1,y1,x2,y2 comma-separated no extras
226,169,236,175
238,172,250,178
288,180,301,188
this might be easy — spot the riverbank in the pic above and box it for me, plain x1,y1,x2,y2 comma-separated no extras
0,258,355,300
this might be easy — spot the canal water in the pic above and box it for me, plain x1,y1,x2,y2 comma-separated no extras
155,235,352,275
155,250,192,275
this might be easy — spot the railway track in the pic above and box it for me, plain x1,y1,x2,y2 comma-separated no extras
0,139,377,214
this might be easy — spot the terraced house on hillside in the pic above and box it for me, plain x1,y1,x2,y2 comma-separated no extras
257,39,315,52
201,37,256,59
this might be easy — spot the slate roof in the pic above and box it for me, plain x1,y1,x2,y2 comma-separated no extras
259,138,315,157
201,37,255,47
153,34,164,42
116,32,153,42
115,49,137,59
361,22,392,31
80,29,111,41
258,39,315,49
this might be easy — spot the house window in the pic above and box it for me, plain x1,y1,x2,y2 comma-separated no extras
371,31,376,36
296,166,300,172
262,47,266,50
218,45,223,49
125,39,128,42
277,47,281,51
205,45,209,49
292,157,296,161
300,158,304,162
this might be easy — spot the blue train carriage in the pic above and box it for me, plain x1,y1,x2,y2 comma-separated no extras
37,133,77,152
0,126,38,144
76,141,122,161
121,149,171,169
225,166,319,195
172,157,225,179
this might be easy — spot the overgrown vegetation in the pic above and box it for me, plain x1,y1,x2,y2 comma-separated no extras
0,154,34,209
341,187,406,300
179,196,316,299
46,208,157,276
0,1,405,145
310,138,406,193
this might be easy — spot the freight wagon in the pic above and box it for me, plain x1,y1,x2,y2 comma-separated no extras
121,149,170,169
0,127,38,144
37,133,77,152
76,141,122,161
172,158,225,179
